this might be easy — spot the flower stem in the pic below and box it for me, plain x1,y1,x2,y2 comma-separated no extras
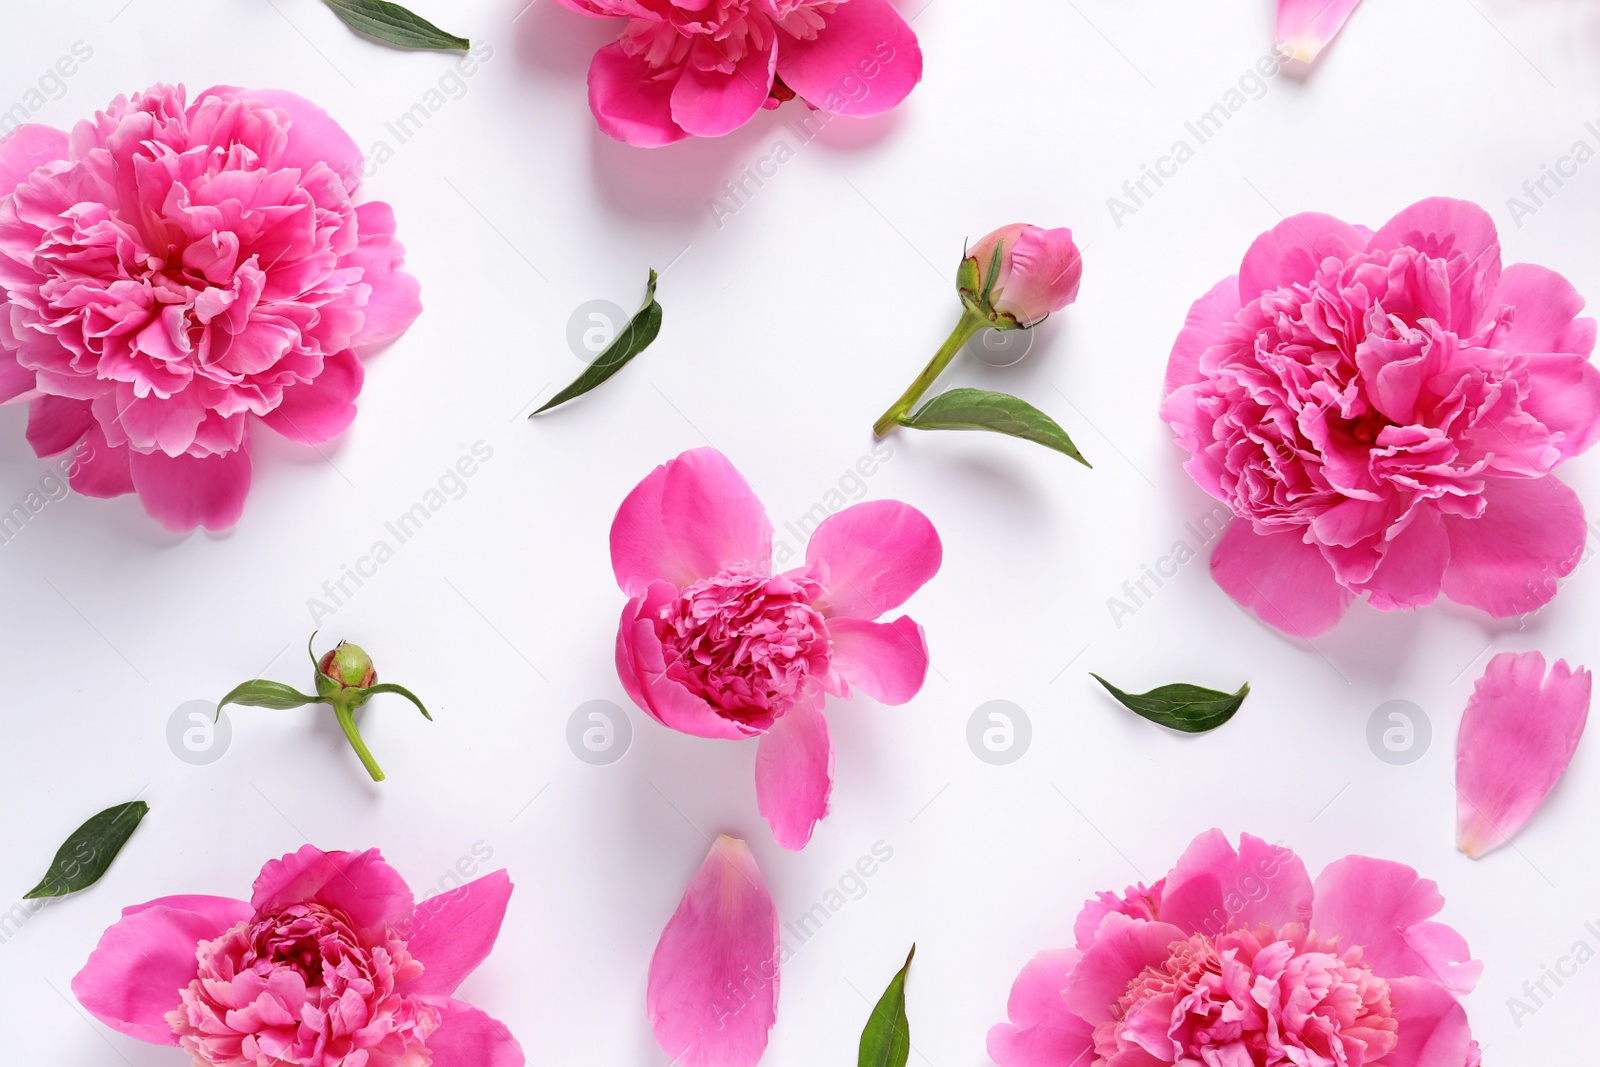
334,701,385,782
873,307,989,437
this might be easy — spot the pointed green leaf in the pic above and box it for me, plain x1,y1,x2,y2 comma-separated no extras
25,802,149,899
533,270,662,415
322,0,469,51
900,388,1091,466
360,682,433,720
218,679,323,712
858,945,915,1067
1091,675,1249,734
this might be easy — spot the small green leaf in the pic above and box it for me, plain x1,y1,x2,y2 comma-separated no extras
218,679,323,712
322,0,469,51
360,682,433,720
533,270,663,415
900,388,1091,466
25,802,149,899
1091,675,1249,734
858,945,915,1067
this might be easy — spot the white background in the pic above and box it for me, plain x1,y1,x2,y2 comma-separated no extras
0,0,1597,1062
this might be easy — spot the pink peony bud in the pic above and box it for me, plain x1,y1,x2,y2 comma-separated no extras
961,224,1083,328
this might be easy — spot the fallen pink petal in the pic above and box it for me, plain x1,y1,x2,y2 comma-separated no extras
1277,0,1364,66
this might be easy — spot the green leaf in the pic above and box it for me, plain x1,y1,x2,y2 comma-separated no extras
25,802,149,899
218,679,323,712
900,388,1091,466
533,270,663,415
360,682,433,720
1091,675,1249,734
858,945,915,1067
322,0,469,50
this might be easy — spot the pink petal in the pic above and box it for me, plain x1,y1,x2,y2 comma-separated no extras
1210,519,1355,637
206,86,364,189
402,870,514,998
1456,651,1591,859
755,691,833,850
1369,198,1502,332
588,42,688,147
72,898,251,1045
671,30,777,138
987,948,1096,1067
1381,977,1478,1067
0,123,68,191
1158,830,1313,936
1165,276,1242,394
647,836,779,1067
68,425,134,498
1276,0,1364,65
1238,212,1369,298
259,348,364,445
1440,475,1585,617
611,448,773,596
127,444,253,532
1522,352,1600,462
250,845,415,936
616,583,765,740
1061,914,1187,1027
418,998,526,1067
1311,856,1482,994
1498,262,1597,358
828,616,928,705
0,355,36,404
349,201,423,350
26,395,91,457
1354,507,1450,612
805,500,941,620
774,0,922,117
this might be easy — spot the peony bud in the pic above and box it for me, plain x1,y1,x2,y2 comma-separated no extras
316,641,377,695
959,224,1082,329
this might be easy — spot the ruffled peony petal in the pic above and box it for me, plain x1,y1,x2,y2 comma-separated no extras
420,998,526,1067
1276,0,1364,65
1165,276,1242,394
671,28,777,138
68,425,134,498
611,448,773,596
219,86,365,189
1382,977,1478,1067
0,123,67,194
349,201,423,350
1456,651,1590,860
647,836,779,1067
1369,198,1502,332
1238,212,1369,298
1312,856,1482,994
26,395,92,457
1061,913,1187,1026
1498,262,1598,358
1355,507,1450,612
403,870,514,998
1210,520,1355,637
616,584,767,740
1158,830,1313,936
755,690,833,850
589,42,688,147
72,899,251,1044
127,445,253,533
259,348,364,445
986,948,1095,1067
1439,475,1585,618
805,499,941,620
250,845,415,936
1521,352,1600,462
827,616,928,705
774,0,922,117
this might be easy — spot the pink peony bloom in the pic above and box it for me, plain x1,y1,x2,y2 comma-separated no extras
1457,651,1591,859
72,845,523,1066
1162,198,1600,637
647,836,779,1067
553,0,923,147
990,831,1483,1067
1277,0,1364,66
612,447,940,849
965,224,1083,328
0,84,422,531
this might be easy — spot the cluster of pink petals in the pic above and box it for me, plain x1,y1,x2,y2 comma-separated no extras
1163,198,1600,637
990,831,1483,1067
647,836,779,1067
72,845,523,1066
1457,650,1591,859
1277,0,1364,66
612,447,941,849
0,84,421,531
553,0,922,147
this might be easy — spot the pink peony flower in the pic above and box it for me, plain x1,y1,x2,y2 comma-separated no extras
72,845,523,1066
553,0,923,147
612,447,941,849
990,831,1483,1067
0,84,422,531
1277,0,1364,66
1162,198,1600,637
965,224,1083,329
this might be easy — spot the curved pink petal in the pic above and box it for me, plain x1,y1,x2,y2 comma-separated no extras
1158,830,1312,937
1354,507,1450,612
1238,212,1369,298
348,201,423,350
589,42,688,147
616,583,764,740
260,348,364,445
1312,856,1482,994
69,425,134,498
1382,977,1479,1067
1498,262,1597,358
128,444,252,532
1210,519,1355,637
987,948,1095,1067
403,870,514,998
1369,198,1501,332
0,355,36,404
1276,0,1364,64
828,616,928,705
775,0,922,118
1061,914,1187,1027
611,447,773,596
1522,352,1600,462
1165,276,1242,394
0,123,68,193
205,87,364,189
671,30,777,138
251,845,415,936
647,836,779,1067
26,395,91,457
755,690,833,850
420,998,526,1067
1456,651,1591,859
1440,475,1585,617
72,899,251,1044
805,499,941,620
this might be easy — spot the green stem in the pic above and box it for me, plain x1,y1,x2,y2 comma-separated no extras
873,307,988,437
334,701,385,782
